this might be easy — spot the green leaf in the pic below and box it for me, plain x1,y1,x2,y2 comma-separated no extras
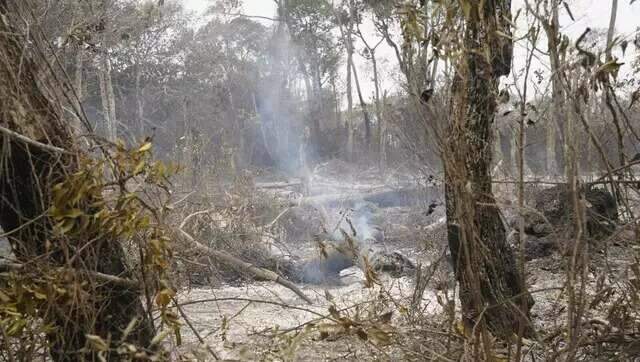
597,59,625,79
0,289,11,303
174,327,182,346
134,160,146,174
64,208,84,219
138,142,152,153
150,329,171,346
56,219,75,235
7,319,26,336
460,0,472,19
86,334,109,351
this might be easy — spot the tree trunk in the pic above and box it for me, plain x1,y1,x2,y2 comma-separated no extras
333,1,358,161
71,47,85,135
350,58,372,150
546,0,563,175
135,61,145,136
354,22,383,157
371,51,384,169
605,0,618,64
98,49,117,142
299,59,321,159
494,127,504,173
345,33,355,161
604,0,624,168
443,0,533,341
510,126,519,175
275,1,291,163
0,2,153,360
331,74,342,133
380,92,388,170
75,49,84,102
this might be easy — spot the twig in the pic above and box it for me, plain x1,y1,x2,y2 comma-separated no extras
169,191,195,208
0,125,71,154
171,296,219,360
0,211,46,237
265,207,290,229
0,321,16,362
256,300,375,337
217,12,281,22
179,208,215,230
492,179,567,185
592,159,640,183
178,297,328,320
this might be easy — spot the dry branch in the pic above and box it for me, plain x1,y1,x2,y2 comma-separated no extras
171,296,219,360
0,262,140,289
0,125,71,154
176,227,313,304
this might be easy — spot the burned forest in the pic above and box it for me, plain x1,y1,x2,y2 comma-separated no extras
2,0,640,360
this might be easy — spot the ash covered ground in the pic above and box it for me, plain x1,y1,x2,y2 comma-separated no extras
169,161,639,361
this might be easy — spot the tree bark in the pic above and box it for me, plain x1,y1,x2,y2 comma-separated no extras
0,3,153,359
443,0,533,340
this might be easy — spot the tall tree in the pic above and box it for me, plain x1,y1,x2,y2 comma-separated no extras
546,0,563,175
528,0,565,175
0,1,153,359
342,1,373,149
605,0,619,65
443,0,533,341
355,18,385,165
334,0,360,158
604,0,625,168
285,0,340,153
96,0,119,141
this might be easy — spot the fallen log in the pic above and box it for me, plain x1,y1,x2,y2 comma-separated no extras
311,181,388,192
177,228,313,304
288,186,434,208
255,180,303,189
178,211,312,303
